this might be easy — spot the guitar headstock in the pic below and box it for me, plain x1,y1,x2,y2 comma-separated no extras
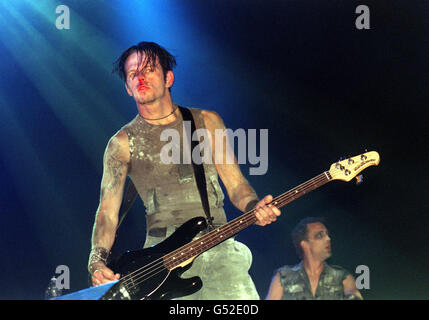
329,151,380,182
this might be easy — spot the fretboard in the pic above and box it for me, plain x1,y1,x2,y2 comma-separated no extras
163,171,332,269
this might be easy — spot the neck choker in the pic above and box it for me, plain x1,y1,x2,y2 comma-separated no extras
140,105,178,121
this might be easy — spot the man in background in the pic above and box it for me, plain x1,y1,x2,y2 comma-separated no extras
266,217,362,300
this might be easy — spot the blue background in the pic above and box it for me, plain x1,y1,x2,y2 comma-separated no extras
0,0,427,299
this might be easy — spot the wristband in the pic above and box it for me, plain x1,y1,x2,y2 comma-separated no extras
88,264,105,276
244,199,259,213
88,247,109,273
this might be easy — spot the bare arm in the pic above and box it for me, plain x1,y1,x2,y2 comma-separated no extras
266,272,284,300
89,130,130,285
202,110,280,226
343,274,364,300
201,110,257,211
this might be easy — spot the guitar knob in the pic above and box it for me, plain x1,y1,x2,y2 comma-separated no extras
335,163,341,169
348,159,354,165
361,154,367,161
355,174,364,185
345,169,351,176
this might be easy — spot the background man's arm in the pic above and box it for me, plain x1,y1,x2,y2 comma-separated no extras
343,274,364,300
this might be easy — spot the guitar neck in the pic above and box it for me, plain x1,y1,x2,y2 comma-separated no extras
163,171,332,270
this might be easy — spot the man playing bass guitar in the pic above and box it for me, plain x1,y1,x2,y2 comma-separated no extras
88,41,281,300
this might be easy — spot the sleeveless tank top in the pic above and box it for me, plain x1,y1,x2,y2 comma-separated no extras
277,262,351,300
121,107,227,235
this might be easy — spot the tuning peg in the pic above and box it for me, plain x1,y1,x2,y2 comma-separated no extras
355,174,364,185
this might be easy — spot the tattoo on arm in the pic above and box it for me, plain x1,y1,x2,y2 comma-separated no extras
100,140,128,201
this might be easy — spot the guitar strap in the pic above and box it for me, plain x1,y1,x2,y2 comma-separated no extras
178,106,215,230
115,106,214,234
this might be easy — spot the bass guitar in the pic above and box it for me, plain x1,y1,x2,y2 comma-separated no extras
99,151,380,300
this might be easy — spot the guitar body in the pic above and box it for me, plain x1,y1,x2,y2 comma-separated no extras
101,217,208,300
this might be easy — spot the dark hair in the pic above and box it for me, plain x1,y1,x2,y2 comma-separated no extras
291,217,326,259
112,41,176,82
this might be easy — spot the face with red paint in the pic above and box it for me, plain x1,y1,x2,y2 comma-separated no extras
124,51,174,106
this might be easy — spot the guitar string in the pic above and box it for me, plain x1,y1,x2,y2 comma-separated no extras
118,172,333,291
118,172,332,291
119,172,331,291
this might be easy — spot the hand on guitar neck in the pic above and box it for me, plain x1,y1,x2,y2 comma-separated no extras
252,195,282,226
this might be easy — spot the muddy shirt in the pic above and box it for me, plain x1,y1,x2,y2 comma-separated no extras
122,107,227,238
120,107,260,300
277,262,351,300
